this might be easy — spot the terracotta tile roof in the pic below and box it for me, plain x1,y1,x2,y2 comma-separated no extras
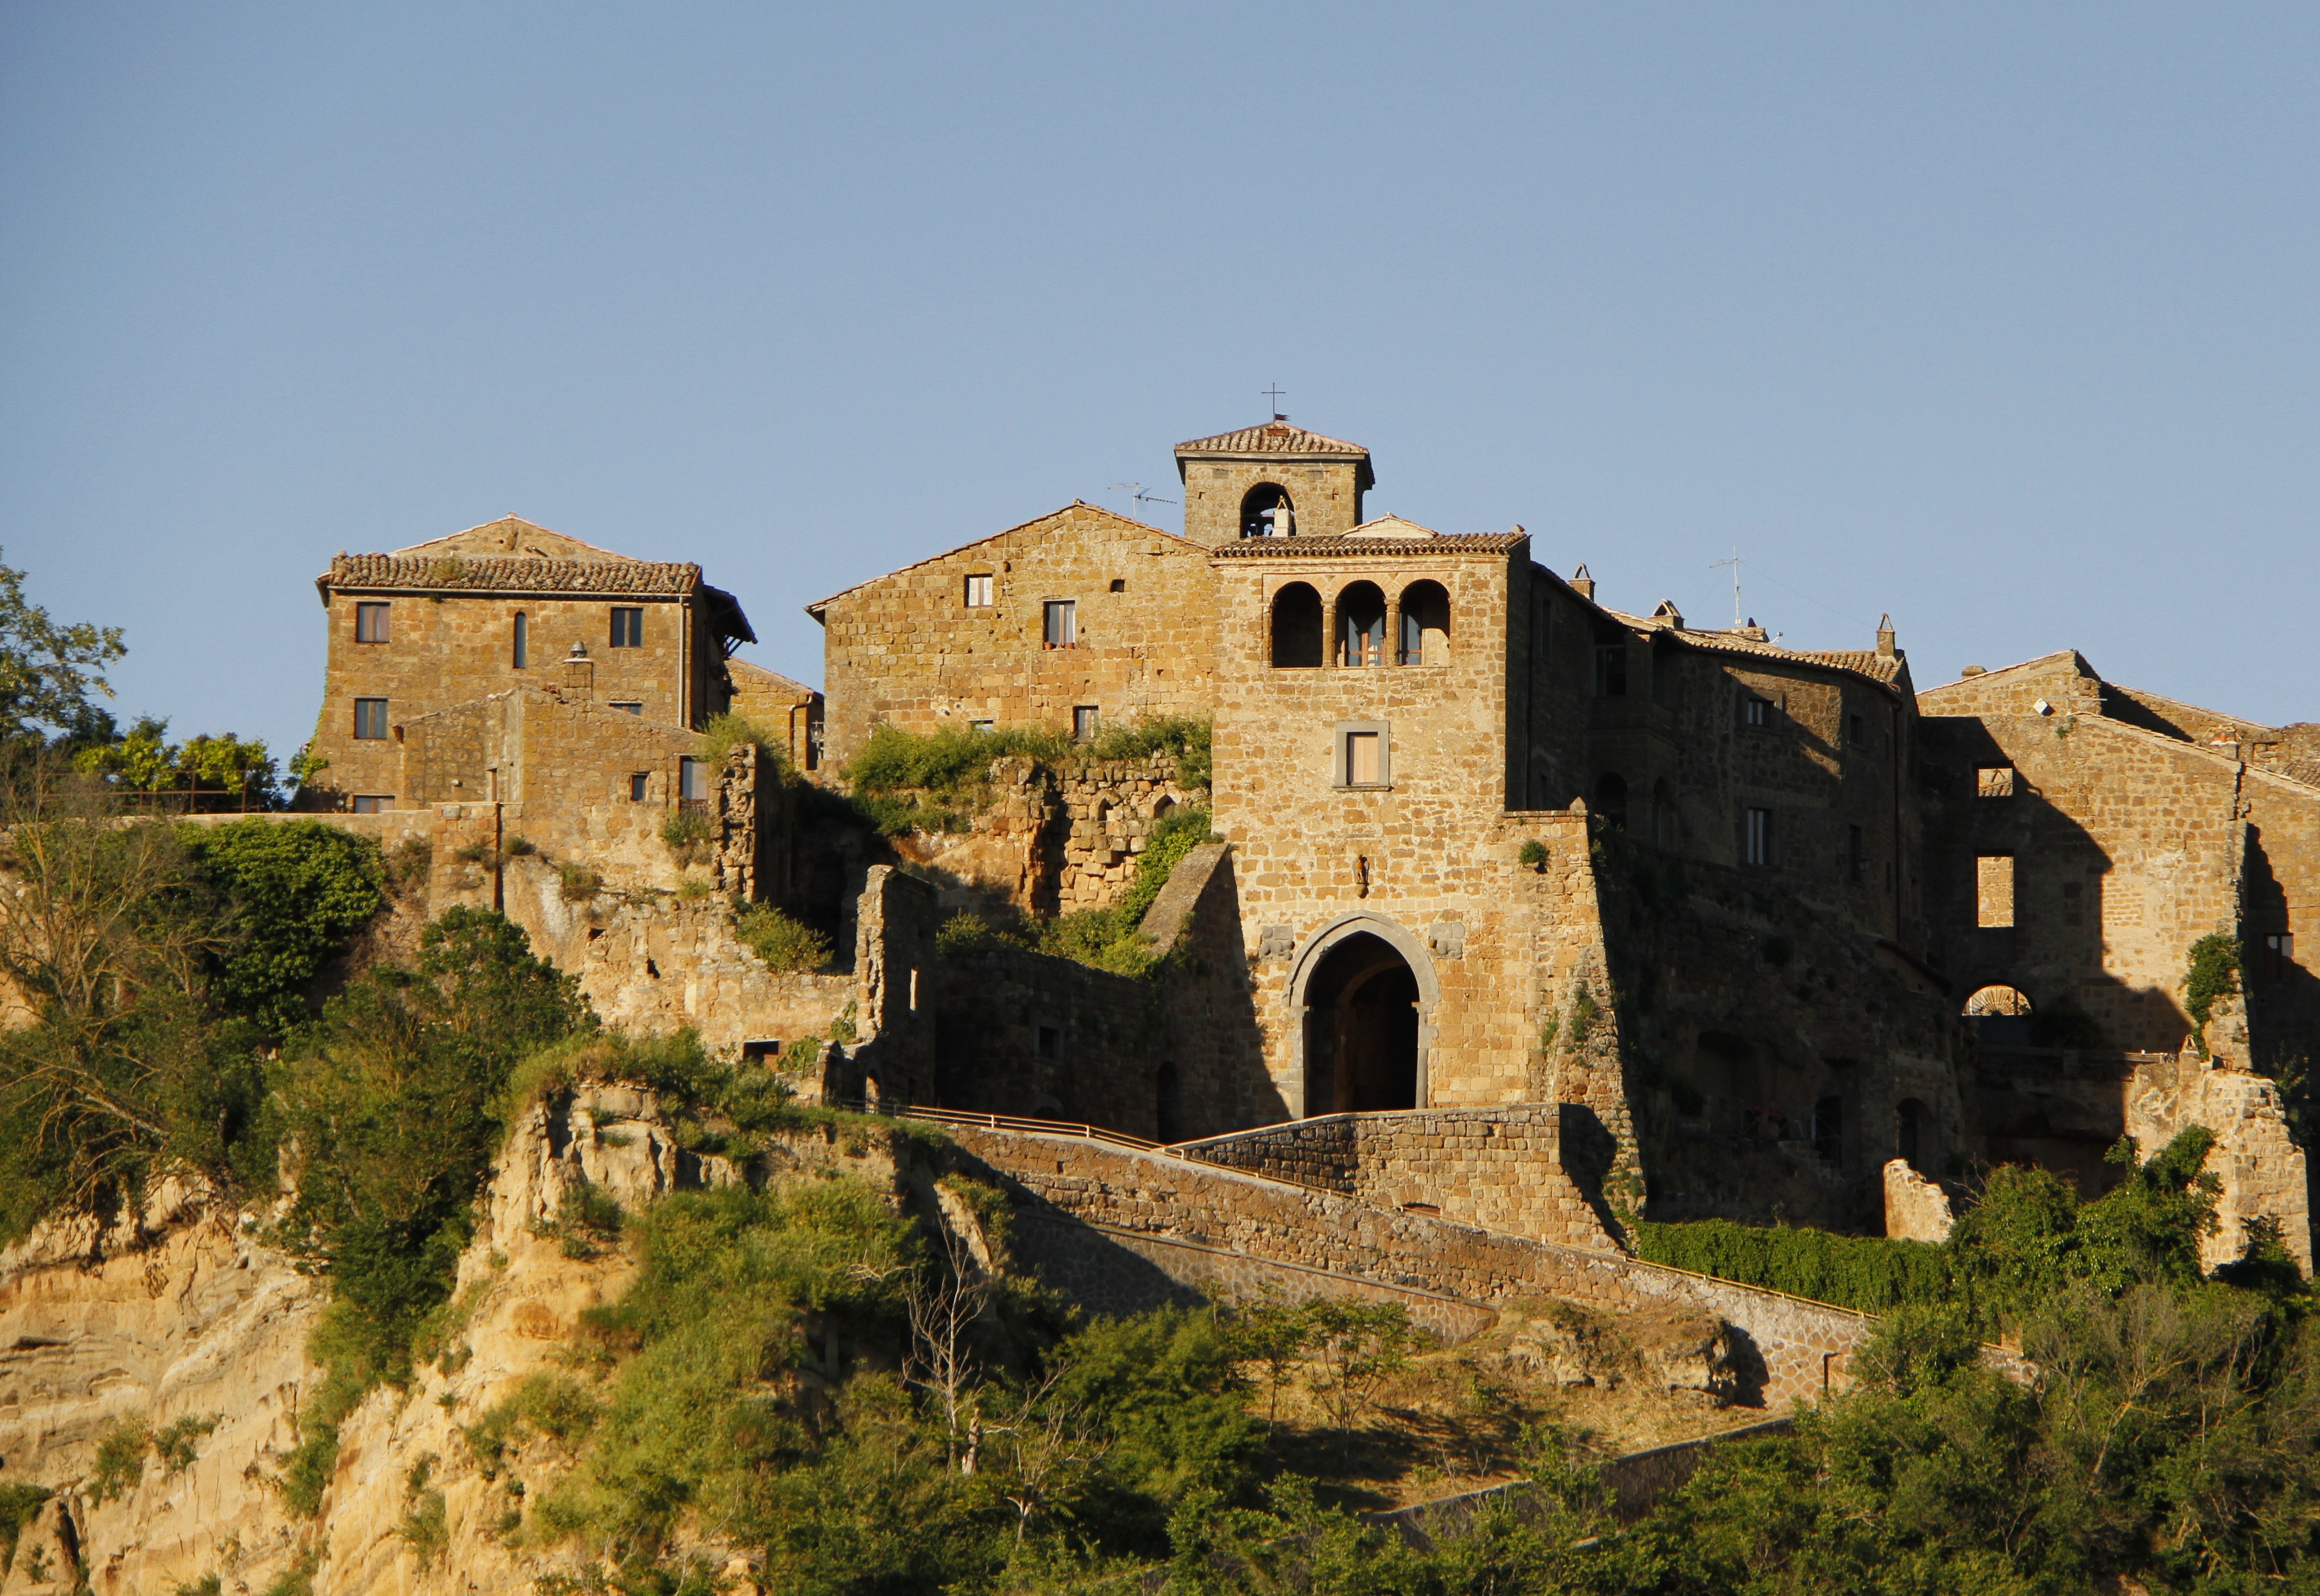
1609,612,1908,687
1174,421,1370,458
324,551,705,596
1212,533,1527,558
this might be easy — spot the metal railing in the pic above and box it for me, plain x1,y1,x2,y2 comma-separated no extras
866,1101,1345,1196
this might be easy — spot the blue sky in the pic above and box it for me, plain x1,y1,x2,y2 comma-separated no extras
3,3,2315,757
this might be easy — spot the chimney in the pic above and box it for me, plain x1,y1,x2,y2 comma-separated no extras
1570,563,1595,602
562,641,595,701
1876,614,1896,659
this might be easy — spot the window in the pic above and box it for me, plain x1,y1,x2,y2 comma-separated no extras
1744,806,1774,866
1976,855,2015,928
1108,578,1125,593
2264,932,2297,979
1811,1096,1843,1165
608,701,643,716
741,1039,783,1062
1742,695,1771,728
964,573,993,607
1037,1024,1063,1062
1335,721,1391,788
1073,706,1100,742
355,602,390,643
354,698,389,739
1977,766,2016,799
1398,580,1450,665
1270,583,1323,667
1848,711,1865,746
1337,582,1386,666
610,607,645,648
679,757,707,801
1847,824,1865,884
1593,641,1628,697
1240,483,1293,538
1043,600,1076,649
512,610,528,668
350,795,393,814
629,773,649,802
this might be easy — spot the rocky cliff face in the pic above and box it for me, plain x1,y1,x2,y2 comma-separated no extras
0,1085,835,1595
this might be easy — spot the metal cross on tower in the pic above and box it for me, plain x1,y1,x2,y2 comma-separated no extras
1263,383,1287,419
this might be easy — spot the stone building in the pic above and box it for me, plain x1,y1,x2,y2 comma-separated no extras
303,515,757,811
271,418,2314,1271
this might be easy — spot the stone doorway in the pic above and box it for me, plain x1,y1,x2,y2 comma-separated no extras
1304,931,1421,1114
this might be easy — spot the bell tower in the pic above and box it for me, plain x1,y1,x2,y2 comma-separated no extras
1173,420,1373,547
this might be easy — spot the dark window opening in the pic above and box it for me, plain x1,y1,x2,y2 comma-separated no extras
1156,1061,1183,1143
354,698,389,739
1651,778,1674,847
512,610,528,667
355,602,390,643
609,701,643,715
350,794,393,814
1744,805,1774,866
1742,695,1771,727
1037,1025,1062,1062
1240,483,1294,538
629,772,649,801
1811,1096,1843,1164
1270,583,1323,667
1977,766,2016,799
1896,1097,1927,1173
742,1039,783,1063
1338,582,1386,666
2264,932,2297,979
1593,641,1628,696
610,607,645,648
1043,600,1076,648
1108,578,1125,593
1848,711,1865,745
1073,706,1100,742
1848,824,1865,884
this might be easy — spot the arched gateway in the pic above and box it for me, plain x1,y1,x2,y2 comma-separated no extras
1287,915,1441,1117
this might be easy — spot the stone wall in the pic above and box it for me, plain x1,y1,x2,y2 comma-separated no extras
1882,1159,1955,1241
950,1125,1880,1412
812,502,1220,767
2127,1041,2314,1272
1175,1105,1614,1250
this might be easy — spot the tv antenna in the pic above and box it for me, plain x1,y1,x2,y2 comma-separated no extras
1110,482,1177,516
1709,548,1744,629
1263,383,1287,419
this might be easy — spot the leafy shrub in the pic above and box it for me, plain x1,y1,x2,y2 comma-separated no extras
1517,838,1548,870
395,1454,448,1568
1089,714,1213,789
1634,1219,1958,1317
154,1413,219,1475
89,1414,152,1502
182,820,385,1037
733,903,834,972
464,1372,604,1478
660,810,715,860
698,714,788,766
0,1484,49,1572
386,835,432,889
2186,932,2240,1030
1034,807,1218,975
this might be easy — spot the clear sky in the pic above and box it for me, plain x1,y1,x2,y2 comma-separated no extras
3,3,2315,759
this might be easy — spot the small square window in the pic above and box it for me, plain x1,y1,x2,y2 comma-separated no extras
355,602,390,643
2264,932,2297,978
741,1039,783,1063
608,701,643,716
610,607,645,648
1037,1024,1062,1062
1744,806,1774,866
1977,766,2016,799
353,698,390,739
1347,731,1383,785
679,758,707,801
1108,578,1125,593
1742,695,1771,728
350,794,394,814
629,772,649,802
964,573,993,607
1073,706,1100,742
1977,855,2015,928
1043,600,1077,649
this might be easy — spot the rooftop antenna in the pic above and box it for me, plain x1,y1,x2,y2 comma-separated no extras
1109,482,1177,516
1709,548,1743,629
1263,383,1287,420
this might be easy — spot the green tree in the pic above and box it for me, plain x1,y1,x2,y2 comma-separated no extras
0,549,125,746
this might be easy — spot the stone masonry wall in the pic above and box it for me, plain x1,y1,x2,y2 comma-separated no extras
815,502,1219,767
1175,1105,1614,1251
949,1126,1879,1412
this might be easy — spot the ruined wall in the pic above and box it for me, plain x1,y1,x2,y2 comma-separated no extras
1918,712,2245,1054
951,1125,1879,1412
1175,1105,1614,1250
1140,842,1279,1137
2127,1037,2314,1273
813,502,1219,767
928,944,1168,1133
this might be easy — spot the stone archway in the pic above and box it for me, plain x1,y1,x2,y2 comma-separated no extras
1287,914,1442,1117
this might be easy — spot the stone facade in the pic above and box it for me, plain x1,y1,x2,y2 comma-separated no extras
304,515,755,810
808,501,1220,768
1173,419,1373,546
